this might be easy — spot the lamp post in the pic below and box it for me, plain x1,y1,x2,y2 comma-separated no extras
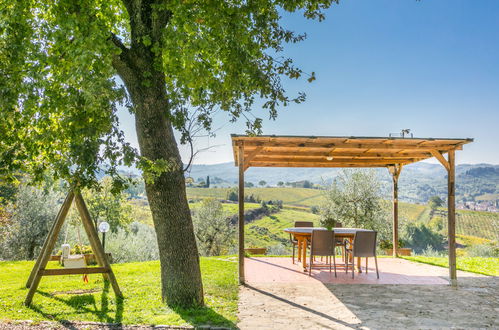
98,221,110,251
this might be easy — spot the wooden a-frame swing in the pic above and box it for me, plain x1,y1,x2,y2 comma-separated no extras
24,188,122,306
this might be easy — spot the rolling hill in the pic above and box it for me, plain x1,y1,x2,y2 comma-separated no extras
185,162,499,204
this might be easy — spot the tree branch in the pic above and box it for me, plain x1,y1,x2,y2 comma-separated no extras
108,32,135,81
110,33,129,54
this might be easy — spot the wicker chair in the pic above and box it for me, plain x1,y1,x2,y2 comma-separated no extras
345,231,379,279
308,229,337,277
290,221,314,264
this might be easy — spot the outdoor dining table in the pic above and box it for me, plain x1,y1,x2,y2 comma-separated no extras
283,227,372,272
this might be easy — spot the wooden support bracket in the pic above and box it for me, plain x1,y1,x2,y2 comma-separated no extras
431,150,450,171
244,146,263,171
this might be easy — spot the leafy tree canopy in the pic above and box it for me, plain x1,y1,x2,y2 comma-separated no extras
0,0,336,191
320,169,390,240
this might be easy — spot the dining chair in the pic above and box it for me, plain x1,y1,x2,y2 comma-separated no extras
308,229,337,277
290,221,314,264
345,231,379,279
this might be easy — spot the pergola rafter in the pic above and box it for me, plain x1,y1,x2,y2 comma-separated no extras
232,134,473,286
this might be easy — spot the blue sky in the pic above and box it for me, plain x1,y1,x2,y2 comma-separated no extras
118,0,499,165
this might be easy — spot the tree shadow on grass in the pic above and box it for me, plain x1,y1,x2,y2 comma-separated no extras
30,280,124,328
171,305,237,329
30,281,235,329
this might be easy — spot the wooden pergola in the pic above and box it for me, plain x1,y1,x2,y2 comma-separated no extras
232,135,473,286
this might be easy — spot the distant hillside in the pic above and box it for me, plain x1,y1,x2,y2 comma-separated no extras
185,162,499,204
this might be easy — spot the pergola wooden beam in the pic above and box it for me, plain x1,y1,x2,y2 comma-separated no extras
245,150,434,158
237,141,466,151
249,158,424,164
232,135,472,288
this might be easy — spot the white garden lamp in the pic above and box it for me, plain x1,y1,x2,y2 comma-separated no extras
98,221,110,251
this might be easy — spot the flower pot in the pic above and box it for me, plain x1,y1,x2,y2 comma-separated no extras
244,248,267,255
385,248,412,256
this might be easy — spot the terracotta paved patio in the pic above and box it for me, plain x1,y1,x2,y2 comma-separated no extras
239,257,496,329
244,257,482,284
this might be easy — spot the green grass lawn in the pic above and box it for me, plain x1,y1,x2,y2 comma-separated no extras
401,256,499,276
0,257,238,327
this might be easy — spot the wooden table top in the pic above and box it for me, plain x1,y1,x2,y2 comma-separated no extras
283,227,373,235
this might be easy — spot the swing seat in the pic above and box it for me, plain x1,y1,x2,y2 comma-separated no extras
63,255,87,269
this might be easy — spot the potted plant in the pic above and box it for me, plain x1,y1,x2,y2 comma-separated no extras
320,214,336,231
379,239,412,256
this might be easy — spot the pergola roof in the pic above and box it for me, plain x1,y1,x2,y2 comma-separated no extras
231,135,473,169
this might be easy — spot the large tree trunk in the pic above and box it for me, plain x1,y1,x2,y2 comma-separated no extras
115,50,204,307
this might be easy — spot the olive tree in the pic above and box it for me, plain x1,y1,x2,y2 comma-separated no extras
192,199,234,257
1,185,60,260
0,0,336,307
320,170,390,240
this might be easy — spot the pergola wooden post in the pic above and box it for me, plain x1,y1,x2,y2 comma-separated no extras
237,142,245,284
388,164,402,257
432,149,457,286
232,135,471,286
24,188,122,306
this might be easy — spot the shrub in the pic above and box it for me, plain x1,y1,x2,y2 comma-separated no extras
192,199,235,256
466,243,499,257
419,245,446,257
379,239,405,250
402,223,446,254
267,244,289,255
0,185,60,260
105,222,159,263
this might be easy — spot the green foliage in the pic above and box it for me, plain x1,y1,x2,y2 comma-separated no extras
0,258,238,326
428,215,444,232
379,239,405,250
402,256,499,276
226,189,238,202
0,0,135,189
310,205,319,214
77,177,133,233
465,243,499,258
105,222,160,263
0,185,61,260
402,223,446,253
192,199,235,256
320,170,390,240
0,0,337,189
428,196,444,210
55,244,93,256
